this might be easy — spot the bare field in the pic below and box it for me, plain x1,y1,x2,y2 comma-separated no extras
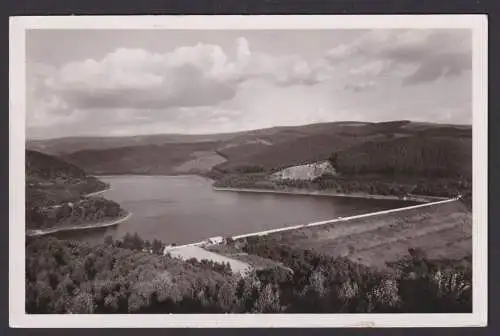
207,244,292,272
266,201,471,269
172,151,227,173
167,245,253,276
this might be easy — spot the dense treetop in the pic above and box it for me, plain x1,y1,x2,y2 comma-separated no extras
26,235,472,314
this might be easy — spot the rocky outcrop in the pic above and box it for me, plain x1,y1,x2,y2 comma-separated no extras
271,161,336,181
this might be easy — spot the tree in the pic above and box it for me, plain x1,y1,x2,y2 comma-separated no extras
329,153,338,167
152,239,163,254
252,283,284,313
104,235,114,246
122,232,144,250
67,291,96,314
26,232,472,314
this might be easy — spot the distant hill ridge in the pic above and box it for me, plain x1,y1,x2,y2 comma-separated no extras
26,121,471,179
28,120,469,154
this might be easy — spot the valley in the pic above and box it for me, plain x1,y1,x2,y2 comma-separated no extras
24,120,473,314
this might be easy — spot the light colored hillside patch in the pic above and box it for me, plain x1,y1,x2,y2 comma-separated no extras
167,245,253,277
271,161,336,181
207,244,293,273
172,151,227,173
219,137,273,150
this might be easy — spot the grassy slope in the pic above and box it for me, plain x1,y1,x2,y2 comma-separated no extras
210,123,473,271
261,201,471,270
61,142,221,175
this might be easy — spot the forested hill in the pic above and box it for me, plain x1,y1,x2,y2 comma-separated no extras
26,150,108,207
212,121,472,176
27,149,91,181
209,121,472,204
27,121,472,178
331,135,472,178
26,150,126,231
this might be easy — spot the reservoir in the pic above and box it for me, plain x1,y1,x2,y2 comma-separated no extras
52,175,420,245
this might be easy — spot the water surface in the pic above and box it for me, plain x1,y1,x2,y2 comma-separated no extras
53,175,419,245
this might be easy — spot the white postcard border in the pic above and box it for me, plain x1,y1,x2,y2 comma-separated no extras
9,14,488,328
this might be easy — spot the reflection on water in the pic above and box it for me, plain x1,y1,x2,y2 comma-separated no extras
52,175,419,246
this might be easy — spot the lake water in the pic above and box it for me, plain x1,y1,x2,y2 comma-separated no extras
52,175,420,245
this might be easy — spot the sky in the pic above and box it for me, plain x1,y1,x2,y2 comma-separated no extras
26,29,472,139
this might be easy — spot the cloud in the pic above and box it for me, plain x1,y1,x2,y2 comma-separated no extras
26,30,472,138
45,46,236,110
327,29,471,85
349,60,388,76
401,52,471,85
345,81,376,92
26,63,79,128
325,44,352,63
27,36,340,138
38,37,332,113
54,63,236,110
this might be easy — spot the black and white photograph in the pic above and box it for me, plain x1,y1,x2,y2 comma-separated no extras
9,15,487,327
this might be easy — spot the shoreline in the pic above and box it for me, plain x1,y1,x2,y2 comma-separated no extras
26,212,132,237
90,174,456,203
96,173,216,183
94,172,212,178
212,186,448,203
83,186,111,197
91,174,451,203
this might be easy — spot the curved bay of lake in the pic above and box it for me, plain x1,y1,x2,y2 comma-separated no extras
53,175,419,245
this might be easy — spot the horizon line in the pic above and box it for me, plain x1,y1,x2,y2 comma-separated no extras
26,119,472,142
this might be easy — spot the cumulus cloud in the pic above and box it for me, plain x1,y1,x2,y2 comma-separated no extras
46,46,235,110
325,44,353,63
55,63,236,110
38,37,332,112
27,63,78,128
26,30,472,138
27,37,339,137
327,29,472,85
